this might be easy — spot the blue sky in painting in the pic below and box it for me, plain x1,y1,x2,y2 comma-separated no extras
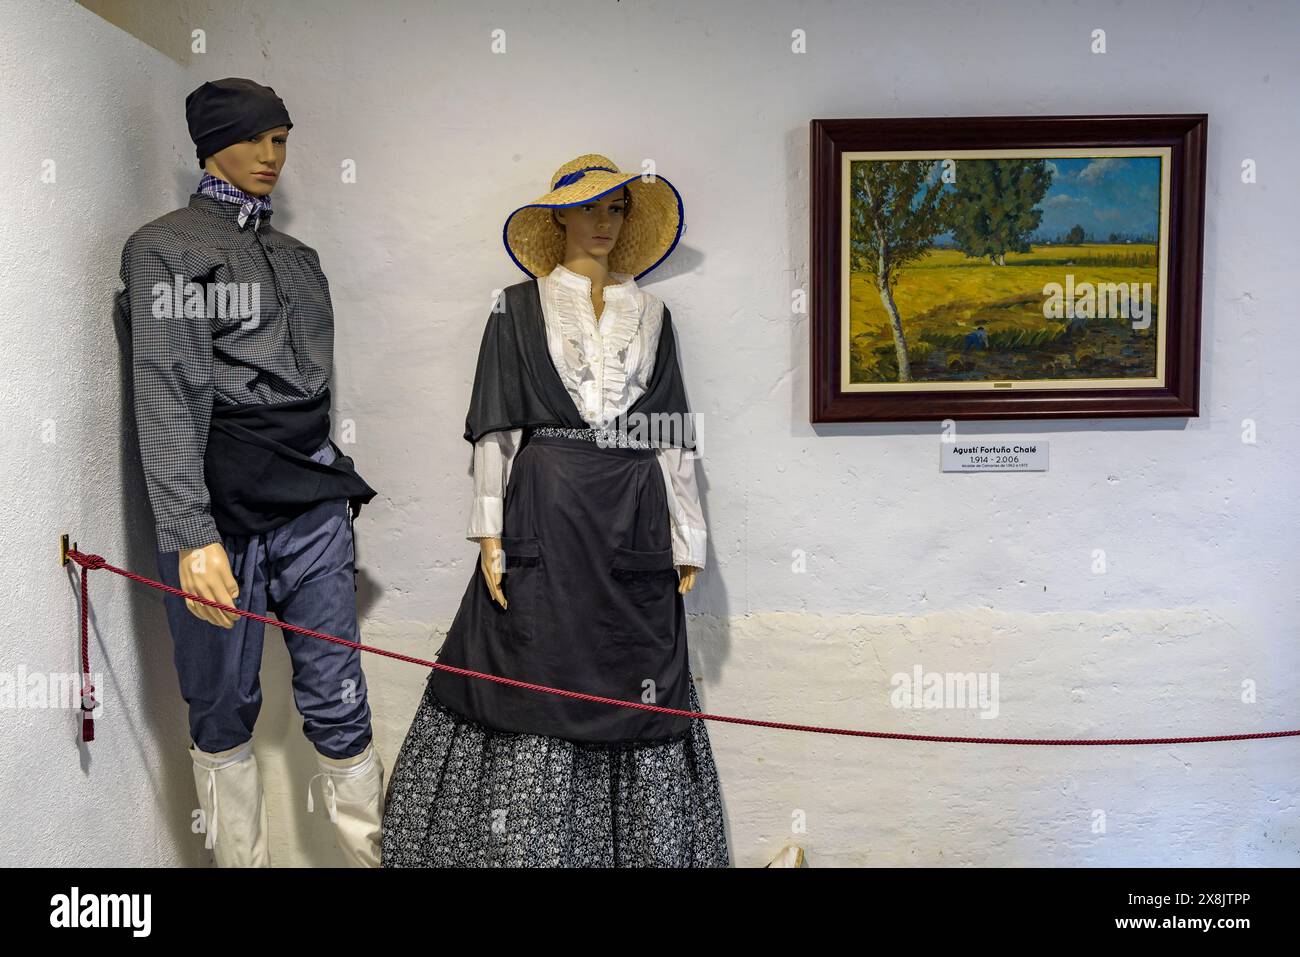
905,155,1163,243
1032,156,1161,239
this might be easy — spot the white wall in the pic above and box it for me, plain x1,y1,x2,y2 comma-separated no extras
4,0,1297,867
0,0,213,866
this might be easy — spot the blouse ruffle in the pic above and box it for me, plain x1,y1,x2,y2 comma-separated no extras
539,262,663,429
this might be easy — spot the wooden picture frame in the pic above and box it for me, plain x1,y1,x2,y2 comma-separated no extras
809,114,1207,422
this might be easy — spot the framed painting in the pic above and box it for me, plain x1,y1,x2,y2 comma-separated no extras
809,114,1207,422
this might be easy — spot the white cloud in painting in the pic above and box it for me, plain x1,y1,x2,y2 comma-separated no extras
1077,157,1122,182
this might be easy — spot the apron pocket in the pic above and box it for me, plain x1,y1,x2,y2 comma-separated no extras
610,544,674,573
498,535,543,641
602,546,679,702
609,544,676,612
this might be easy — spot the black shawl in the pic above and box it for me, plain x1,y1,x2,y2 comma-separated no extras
463,279,695,448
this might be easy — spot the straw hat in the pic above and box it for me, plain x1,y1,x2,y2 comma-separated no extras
503,153,684,280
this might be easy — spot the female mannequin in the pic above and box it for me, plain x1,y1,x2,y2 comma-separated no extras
382,154,728,867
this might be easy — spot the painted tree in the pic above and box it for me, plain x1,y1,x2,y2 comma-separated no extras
947,159,1052,265
849,160,950,383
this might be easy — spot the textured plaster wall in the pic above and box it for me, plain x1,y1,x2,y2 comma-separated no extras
3,0,1297,867
0,0,217,866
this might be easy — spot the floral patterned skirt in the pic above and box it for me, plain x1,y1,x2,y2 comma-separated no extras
380,673,730,867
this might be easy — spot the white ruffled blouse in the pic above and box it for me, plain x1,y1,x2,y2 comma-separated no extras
466,262,708,569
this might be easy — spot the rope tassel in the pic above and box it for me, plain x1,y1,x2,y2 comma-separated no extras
75,556,107,742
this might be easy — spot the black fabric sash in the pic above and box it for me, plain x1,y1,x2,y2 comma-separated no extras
203,387,377,537
463,279,695,447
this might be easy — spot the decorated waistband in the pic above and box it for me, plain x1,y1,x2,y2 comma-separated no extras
531,426,653,450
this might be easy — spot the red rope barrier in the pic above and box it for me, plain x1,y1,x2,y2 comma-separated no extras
65,547,1300,747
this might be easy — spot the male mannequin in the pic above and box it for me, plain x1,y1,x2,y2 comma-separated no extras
116,78,384,866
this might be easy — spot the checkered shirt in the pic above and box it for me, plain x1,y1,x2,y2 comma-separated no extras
115,190,337,550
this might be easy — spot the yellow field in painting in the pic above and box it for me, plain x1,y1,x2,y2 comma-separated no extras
848,243,1158,382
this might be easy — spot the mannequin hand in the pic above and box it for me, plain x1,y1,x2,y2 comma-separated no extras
178,542,240,628
478,537,507,609
676,565,699,594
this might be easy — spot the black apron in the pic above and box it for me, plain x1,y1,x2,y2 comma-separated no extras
203,387,378,537
428,429,693,745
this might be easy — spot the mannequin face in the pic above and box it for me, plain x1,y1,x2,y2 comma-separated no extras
555,189,629,267
203,126,289,197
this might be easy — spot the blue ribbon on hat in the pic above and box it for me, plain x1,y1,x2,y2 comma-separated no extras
552,166,619,189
